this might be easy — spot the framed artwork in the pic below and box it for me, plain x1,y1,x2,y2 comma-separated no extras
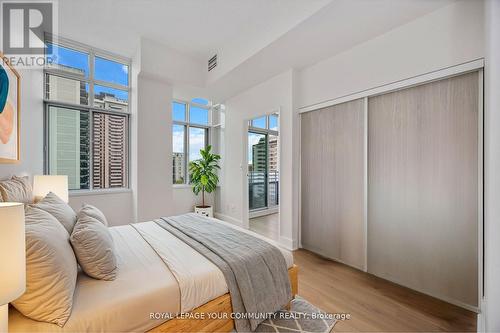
0,52,20,163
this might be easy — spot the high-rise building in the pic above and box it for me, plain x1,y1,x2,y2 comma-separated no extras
173,152,185,184
48,108,90,190
94,92,128,112
249,134,279,209
268,136,278,172
46,64,88,105
93,113,128,188
252,137,267,172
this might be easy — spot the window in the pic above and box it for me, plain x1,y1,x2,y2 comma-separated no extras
248,113,279,131
44,38,131,191
189,127,207,161
252,116,266,129
172,100,210,185
173,102,186,122
269,114,279,131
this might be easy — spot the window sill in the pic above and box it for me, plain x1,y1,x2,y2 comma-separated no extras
69,188,132,197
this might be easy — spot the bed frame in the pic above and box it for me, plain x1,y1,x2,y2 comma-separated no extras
149,265,298,333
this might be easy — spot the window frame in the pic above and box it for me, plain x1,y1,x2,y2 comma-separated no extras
172,99,211,186
248,113,279,133
43,35,132,194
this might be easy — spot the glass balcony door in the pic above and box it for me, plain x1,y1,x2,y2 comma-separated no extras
248,113,280,213
248,132,268,210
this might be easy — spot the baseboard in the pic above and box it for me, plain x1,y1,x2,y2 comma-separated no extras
249,207,279,218
214,212,243,227
279,236,296,251
372,271,480,313
477,298,486,332
301,243,365,271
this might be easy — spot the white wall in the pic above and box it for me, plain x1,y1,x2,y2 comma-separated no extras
484,0,500,330
68,191,134,226
135,74,174,221
140,38,215,219
0,69,44,178
217,70,299,249
172,187,214,216
141,38,206,87
297,0,484,109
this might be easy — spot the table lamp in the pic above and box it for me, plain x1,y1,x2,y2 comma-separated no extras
0,203,25,333
33,175,69,203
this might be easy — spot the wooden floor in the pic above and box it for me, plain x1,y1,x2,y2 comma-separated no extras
293,249,477,332
249,213,279,241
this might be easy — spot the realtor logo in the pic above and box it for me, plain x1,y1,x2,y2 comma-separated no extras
2,1,53,55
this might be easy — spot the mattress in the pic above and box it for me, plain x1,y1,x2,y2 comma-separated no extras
9,217,294,332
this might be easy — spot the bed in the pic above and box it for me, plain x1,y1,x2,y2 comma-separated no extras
9,215,297,332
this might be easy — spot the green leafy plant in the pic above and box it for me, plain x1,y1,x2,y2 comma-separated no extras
189,145,221,207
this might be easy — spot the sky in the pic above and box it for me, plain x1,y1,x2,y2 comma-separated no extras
173,102,209,161
173,124,206,161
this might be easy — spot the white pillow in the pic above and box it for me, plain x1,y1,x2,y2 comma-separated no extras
34,192,77,235
70,215,117,280
12,206,78,327
77,204,108,226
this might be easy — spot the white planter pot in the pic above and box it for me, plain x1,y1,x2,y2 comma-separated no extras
194,206,213,218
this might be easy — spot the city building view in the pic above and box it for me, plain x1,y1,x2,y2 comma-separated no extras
46,62,128,190
248,134,279,210
172,152,185,184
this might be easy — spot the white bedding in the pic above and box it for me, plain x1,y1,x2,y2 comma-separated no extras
9,217,294,332
133,219,294,313
132,221,228,313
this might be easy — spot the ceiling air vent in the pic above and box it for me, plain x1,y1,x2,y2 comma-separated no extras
208,54,217,72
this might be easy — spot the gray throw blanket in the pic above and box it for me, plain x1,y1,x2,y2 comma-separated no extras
155,214,291,332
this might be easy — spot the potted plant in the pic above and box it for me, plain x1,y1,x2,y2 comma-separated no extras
189,145,220,217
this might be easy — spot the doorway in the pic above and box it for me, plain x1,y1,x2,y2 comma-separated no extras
246,113,280,240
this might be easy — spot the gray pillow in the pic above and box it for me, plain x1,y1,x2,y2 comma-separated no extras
0,176,33,203
34,192,77,235
12,206,78,327
70,215,117,281
77,204,108,226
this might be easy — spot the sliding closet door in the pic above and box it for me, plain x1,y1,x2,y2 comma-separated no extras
301,99,365,269
368,72,479,307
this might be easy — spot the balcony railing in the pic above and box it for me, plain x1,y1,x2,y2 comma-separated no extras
248,171,279,211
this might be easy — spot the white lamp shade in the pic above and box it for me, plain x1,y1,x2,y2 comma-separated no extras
33,175,69,203
0,203,25,305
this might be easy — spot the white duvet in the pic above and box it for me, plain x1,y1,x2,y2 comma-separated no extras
9,217,294,332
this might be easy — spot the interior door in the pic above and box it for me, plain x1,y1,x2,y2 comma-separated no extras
367,71,479,307
300,99,365,269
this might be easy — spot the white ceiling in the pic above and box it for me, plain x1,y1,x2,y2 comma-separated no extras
58,0,331,59
58,0,456,99
207,0,456,100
